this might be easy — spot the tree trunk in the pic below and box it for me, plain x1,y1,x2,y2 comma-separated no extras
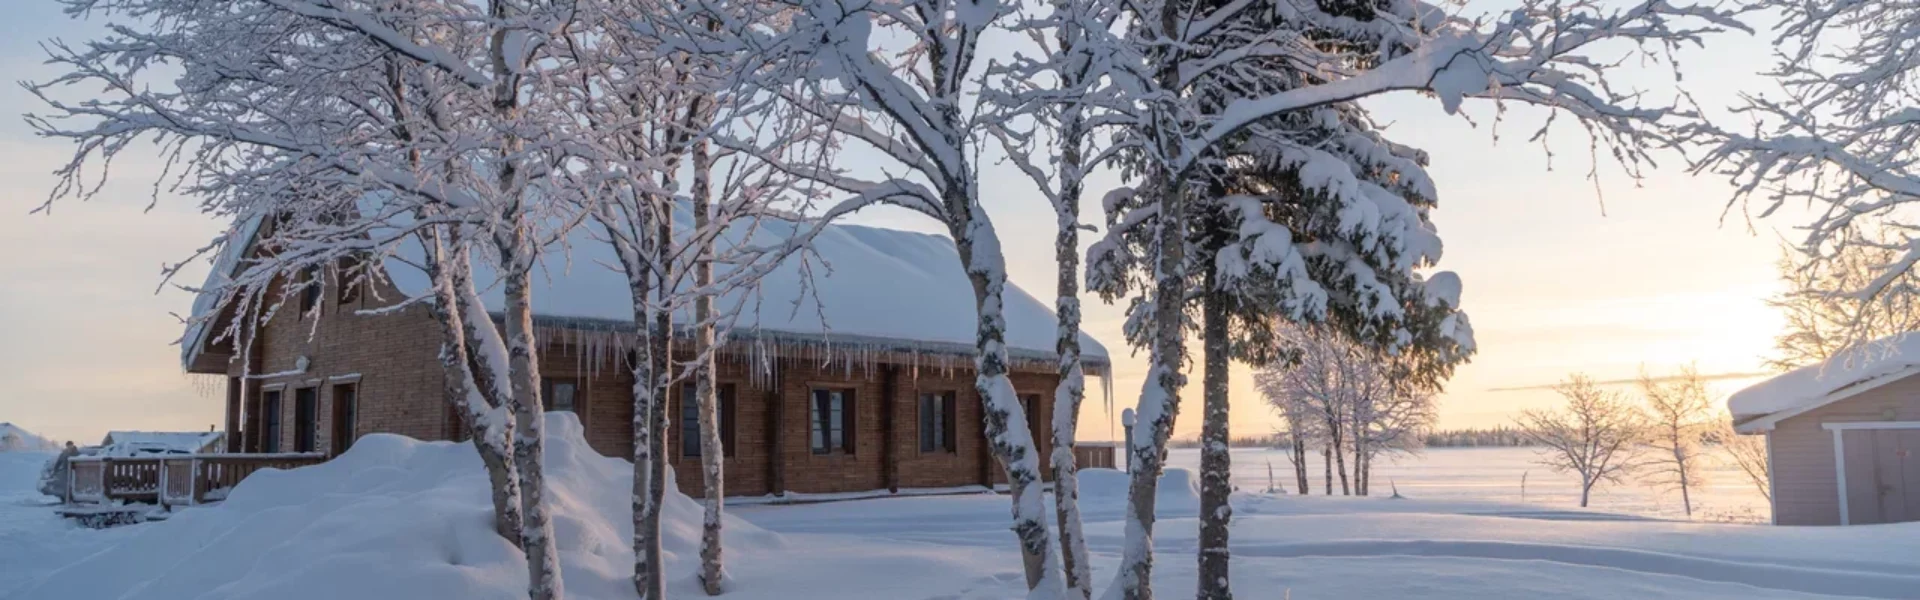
1050,137,1092,600
486,3,560,596
643,191,674,600
1580,480,1593,508
1197,289,1233,600
1675,444,1692,517
1112,174,1188,600
500,236,563,600
1322,443,1331,496
1292,436,1308,495
424,230,523,544
692,136,727,595
1331,419,1349,496
951,198,1061,596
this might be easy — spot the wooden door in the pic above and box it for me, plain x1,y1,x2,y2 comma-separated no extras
1877,430,1918,524
1843,429,1920,525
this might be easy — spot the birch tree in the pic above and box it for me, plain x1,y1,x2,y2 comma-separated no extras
26,1,583,597
1518,375,1648,508
666,1,1072,594
1765,226,1920,371
1689,0,1920,354
989,0,1127,594
1639,365,1713,517
1719,418,1771,502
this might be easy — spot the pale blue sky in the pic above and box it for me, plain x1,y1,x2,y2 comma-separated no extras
0,2,1809,444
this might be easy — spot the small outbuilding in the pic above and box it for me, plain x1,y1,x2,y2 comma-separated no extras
97,431,226,457
1729,335,1920,526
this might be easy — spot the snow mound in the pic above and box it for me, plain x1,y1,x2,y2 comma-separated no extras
14,413,781,600
0,423,57,453
1,452,54,496
1727,333,1920,419
1076,467,1200,516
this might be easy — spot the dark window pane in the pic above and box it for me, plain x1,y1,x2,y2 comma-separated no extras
682,384,700,457
294,387,318,453
262,390,283,453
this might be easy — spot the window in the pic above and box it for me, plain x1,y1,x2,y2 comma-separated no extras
810,388,855,454
294,387,318,453
298,265,321,315
543,378,579,415
261,389,283,453
919,391,957,453
337,257,363,305
680,383,736,458
331,383,358,456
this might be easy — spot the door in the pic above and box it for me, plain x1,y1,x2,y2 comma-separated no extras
1843,429,1919,525
331,383,357,457
1876,430,1917,524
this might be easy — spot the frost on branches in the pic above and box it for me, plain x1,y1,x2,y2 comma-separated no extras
1688,0,1920,354
24,1,602,598
1083,0,1734,597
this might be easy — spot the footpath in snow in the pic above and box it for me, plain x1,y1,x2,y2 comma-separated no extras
4,417,1917,599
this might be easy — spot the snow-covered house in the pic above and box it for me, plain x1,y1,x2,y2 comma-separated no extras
96,431,225,457
1728,335,1920,526
181,218,1111,496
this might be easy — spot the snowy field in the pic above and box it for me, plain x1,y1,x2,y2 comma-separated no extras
1,423,1912,600
1167,446,1774,522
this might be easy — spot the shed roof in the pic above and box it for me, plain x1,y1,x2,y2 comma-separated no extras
1727,333,1920,431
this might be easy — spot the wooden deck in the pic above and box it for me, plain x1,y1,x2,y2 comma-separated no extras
66,453,325,507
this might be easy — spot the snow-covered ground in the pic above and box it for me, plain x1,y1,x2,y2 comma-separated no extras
1168,446,1774,522
1,423,1910,599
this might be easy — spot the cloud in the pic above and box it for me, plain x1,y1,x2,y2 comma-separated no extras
1485,370,1773,392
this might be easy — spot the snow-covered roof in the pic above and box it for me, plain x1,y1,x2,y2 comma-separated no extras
98,431,225,456
180,215,265,369
1727,333,1920,426
184,215,1109,370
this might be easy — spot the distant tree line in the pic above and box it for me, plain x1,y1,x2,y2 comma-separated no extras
1424,426,1533,448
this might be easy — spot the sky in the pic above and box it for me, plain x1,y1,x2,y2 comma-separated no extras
0,2,1816,445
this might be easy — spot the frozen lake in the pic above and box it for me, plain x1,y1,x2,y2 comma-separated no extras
1163,446,1773,522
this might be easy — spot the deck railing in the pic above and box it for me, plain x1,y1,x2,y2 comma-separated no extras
1072,444,1117,471
67,453,325,507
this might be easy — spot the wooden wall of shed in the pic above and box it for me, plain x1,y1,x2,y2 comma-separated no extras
1769,375,1920,525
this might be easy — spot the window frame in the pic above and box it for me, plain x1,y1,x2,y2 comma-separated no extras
809,386,856,455
680,382,738,458
292,386,319,453
542,377,583,427
331,381,358,456
261,388,284,453
918,390,958,454
297,265,322,316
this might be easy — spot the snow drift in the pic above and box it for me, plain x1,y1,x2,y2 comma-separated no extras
1076,467,1200,515
13,414,781,600
1727,333,1920,419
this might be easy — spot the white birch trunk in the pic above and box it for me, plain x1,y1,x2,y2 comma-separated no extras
425,229,524,544
1109,176,1187,600
954,200,1063,598
1050,61,1093,600
692,134,727,596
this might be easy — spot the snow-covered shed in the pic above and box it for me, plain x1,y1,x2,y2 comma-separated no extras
96,431,226,457
1728,334,1920,525
181,217,1111,497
